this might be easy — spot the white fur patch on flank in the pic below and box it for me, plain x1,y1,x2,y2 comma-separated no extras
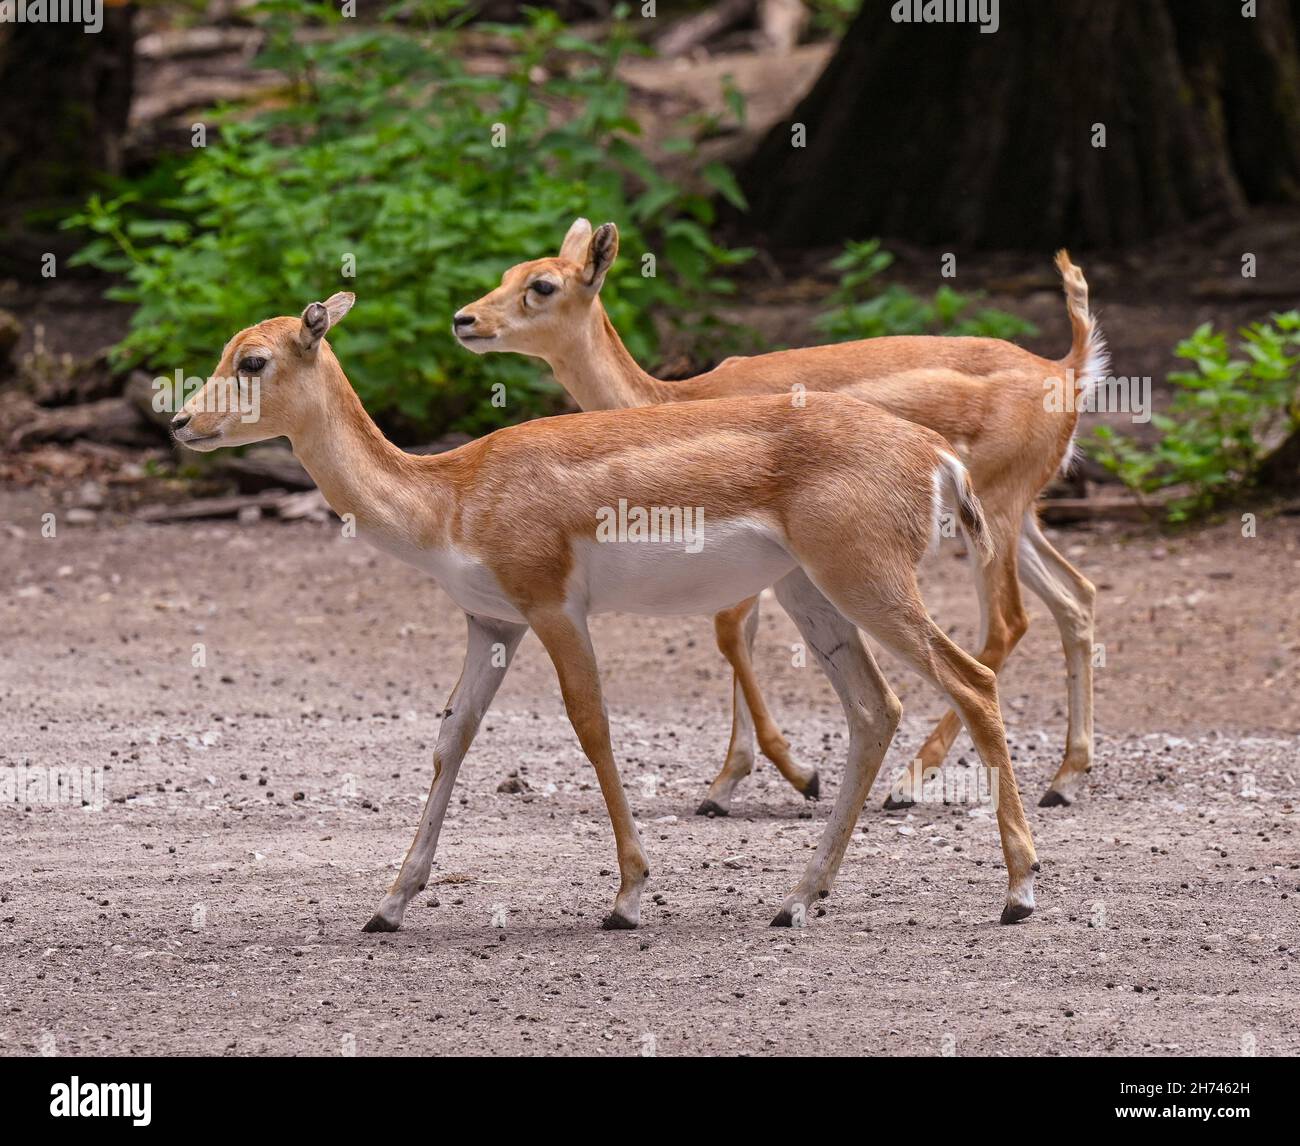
930,450,974,557
1058,437,1080,477
578,515,797,617
927,465,945,557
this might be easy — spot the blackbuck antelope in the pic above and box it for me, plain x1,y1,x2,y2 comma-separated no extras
172,293,1041,930
454,221,1106,811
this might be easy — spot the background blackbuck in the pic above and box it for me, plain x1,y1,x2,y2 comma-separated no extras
173,293,1041,931
454,221,1106,811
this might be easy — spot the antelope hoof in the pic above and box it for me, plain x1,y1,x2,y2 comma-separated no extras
695,799,729,818
1040,768,1088,807
999,902,1035,925
600,911,638,931
770,904,814,928
1000,869,1037,924
770,893,812,928
362,913,401,934
801,771,821,801
881,792,914,811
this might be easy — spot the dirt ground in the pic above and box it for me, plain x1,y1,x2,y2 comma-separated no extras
1,485,1297,1057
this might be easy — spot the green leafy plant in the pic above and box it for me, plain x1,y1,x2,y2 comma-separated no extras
1091,313,1300,521
806,0,863,38
67,1,749,438
814,239,1037,342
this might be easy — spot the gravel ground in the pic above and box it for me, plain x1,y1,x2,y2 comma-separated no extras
1,489,1297,1056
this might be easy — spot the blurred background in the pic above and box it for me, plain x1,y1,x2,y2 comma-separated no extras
2,0,1299,526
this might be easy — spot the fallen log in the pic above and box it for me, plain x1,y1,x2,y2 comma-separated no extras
8,397,158,451
0,309,20,377
135,491,289,523
123,370,176,431
275,489,332,522
656,0,755,57
212,446,314,493
759,0,808,53
135,27,263,61
1038,496,1160,524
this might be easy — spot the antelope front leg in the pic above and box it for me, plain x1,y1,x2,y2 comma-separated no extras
363,614,527,933
529,606,649,930
700,596,819,817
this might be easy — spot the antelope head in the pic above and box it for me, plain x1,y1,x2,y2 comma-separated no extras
451,218,618,358
171,292,355,451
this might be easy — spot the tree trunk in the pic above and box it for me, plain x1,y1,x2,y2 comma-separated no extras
1259,424,1300,496
739,0,1300,249
0,4,135,204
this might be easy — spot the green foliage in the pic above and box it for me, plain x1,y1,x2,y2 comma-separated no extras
814,239,1037,343
67,1,749,437
1091,313,1300,521
806,0,863,38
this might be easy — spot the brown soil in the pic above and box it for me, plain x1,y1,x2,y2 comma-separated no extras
2,488,1297,1056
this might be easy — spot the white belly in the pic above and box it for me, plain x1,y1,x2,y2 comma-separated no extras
577,516,796,617
360,529,527,623
360,517,797,623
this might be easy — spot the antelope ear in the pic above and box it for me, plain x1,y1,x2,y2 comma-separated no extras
582,222,618,291
299,292,355,351
559,217,593,263
323,291,355,325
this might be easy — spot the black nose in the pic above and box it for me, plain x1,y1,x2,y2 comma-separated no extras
453,312,476,329
172,412,192,430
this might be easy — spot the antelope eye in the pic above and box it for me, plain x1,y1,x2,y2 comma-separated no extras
529,280,556,297
238,356,267,374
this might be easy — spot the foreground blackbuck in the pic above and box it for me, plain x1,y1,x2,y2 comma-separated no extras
455,222,1105,810
172,293,1041,930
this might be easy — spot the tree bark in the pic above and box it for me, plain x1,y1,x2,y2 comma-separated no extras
1258,424,1300,495
0,4,136,204
1170,0,1300,205
739,0,1300,249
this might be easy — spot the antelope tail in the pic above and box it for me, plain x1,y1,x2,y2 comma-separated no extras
1054,249,1109,390
937,452,994,566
